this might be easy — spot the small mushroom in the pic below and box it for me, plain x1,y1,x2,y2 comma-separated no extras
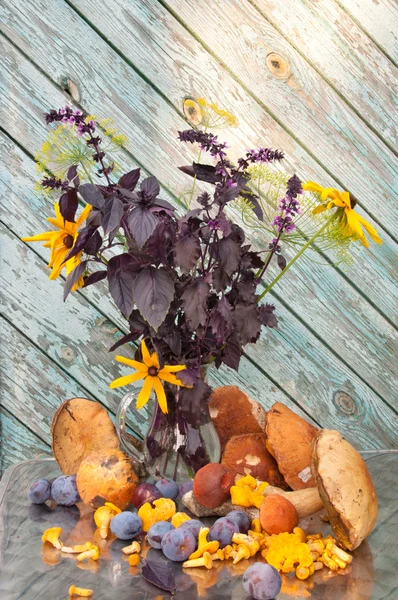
77,542,100,561
62,542,92,554
128,554,140,567
232,543,251,564
188,527,220,560
209,386,267,451
312,429,378,550
266,402,319,490
41,527,63,549
122,541,141,555
94,502,121,539
69,585,93,597
183,551,213,569
221,433,287,487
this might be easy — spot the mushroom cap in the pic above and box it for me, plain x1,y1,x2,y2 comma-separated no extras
209,386,267,451
312,429,378,550
51,398,119,475
76,448,139,510
265,403,319,490
221,433,287,488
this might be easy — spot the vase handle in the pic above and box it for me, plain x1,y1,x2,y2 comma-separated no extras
115,392,146,468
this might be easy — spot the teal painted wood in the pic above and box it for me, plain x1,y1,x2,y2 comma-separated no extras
1,0,398,466
337,0,398,64
1,5,397,403
251,0,398,150
0,407,51,476
162,0,398,236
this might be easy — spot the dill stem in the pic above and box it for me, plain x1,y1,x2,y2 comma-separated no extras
257,217,332,301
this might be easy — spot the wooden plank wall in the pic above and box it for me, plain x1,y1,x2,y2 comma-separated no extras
1,0,397,475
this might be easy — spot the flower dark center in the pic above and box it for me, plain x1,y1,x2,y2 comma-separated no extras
350,195,357,209
148,366,158,377
63,234,74,248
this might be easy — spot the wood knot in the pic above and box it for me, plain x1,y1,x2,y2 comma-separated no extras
61,77,81,103
61,346,75,362
333,391,360,417
265,52,291,79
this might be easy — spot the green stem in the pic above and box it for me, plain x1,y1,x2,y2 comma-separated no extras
257,217,332,301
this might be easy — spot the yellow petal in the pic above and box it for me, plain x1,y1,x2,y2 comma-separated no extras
76,204,92,227
356,214,383,245
345,208,366,240
151,352,160,369
115,356,148,371
136,376,154,409
22,232,54,242
153,377,168,414
162,365,187,373
303,181,323,193
141,339,154,367
341,191,352,209
109,371,146,389
158,371,184,386
312,204,328,215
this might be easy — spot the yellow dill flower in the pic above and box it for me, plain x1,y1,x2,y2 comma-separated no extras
22,203,91,289
303,181,382,248
109,340,191,414
183,96,238,129
35,126,94,180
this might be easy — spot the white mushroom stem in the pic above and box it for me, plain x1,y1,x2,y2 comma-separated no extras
182,485,323,519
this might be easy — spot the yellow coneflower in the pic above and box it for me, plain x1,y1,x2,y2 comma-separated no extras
109,340,191,414
303,181,382,248
22,202,91,290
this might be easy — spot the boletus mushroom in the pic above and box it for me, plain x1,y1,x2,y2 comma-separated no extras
312,429,378,550
51,398,119,475
266,402,319,490
221,433,286,488
209,386,267,451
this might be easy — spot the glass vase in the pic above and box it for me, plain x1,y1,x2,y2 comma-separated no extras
115,366,221,482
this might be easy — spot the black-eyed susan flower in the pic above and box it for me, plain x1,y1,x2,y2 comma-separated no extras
109,340,191,414
22,202,91,290
303,181,382,248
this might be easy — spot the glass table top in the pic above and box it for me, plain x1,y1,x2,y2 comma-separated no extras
0,452,397,599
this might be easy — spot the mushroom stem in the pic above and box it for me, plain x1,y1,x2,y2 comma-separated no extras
69,585,93,597
262,486,323,518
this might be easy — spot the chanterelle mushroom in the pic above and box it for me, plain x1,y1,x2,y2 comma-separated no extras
312,430,378,550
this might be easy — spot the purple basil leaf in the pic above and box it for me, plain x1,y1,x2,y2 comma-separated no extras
107,254,138,318
63,226,98,263
259,303,278,328
193,162,222,183
218,183,242,205
241,250,264,270
150,198,175,215
240,190,264,221
277,254,287,270
85,230,102,255
233,302,262,345
161,331,181,356
179,379,213,427
83,270,107,288
59,188,78,223
133,267,174,331
177,365,200,387
118,168,140,191
209,295,233,344
217,213,233,237
127,206,158,249
141,175,160,199
108,331,140,353
63,260,87,301
129,309,149,334
141,559,176,594
212,264,231,293
86,208,102,228
78,183,105,209
102,195,124,236
181,278,210,330
174,232,201,274
67,165,78,182
221,332,242,371
219,236,241,276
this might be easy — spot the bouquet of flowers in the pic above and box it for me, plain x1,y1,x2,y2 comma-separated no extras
22,98,382,475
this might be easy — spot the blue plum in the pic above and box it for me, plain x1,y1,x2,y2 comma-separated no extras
51,475,80,506
178,480,193,498
209,517,235,548
161,528,196,561
110,511,142,540
27,479,51,504
179,519,204,539
225,510,251,534
147,521,175,549
155,478,179,500
242,563,282,600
